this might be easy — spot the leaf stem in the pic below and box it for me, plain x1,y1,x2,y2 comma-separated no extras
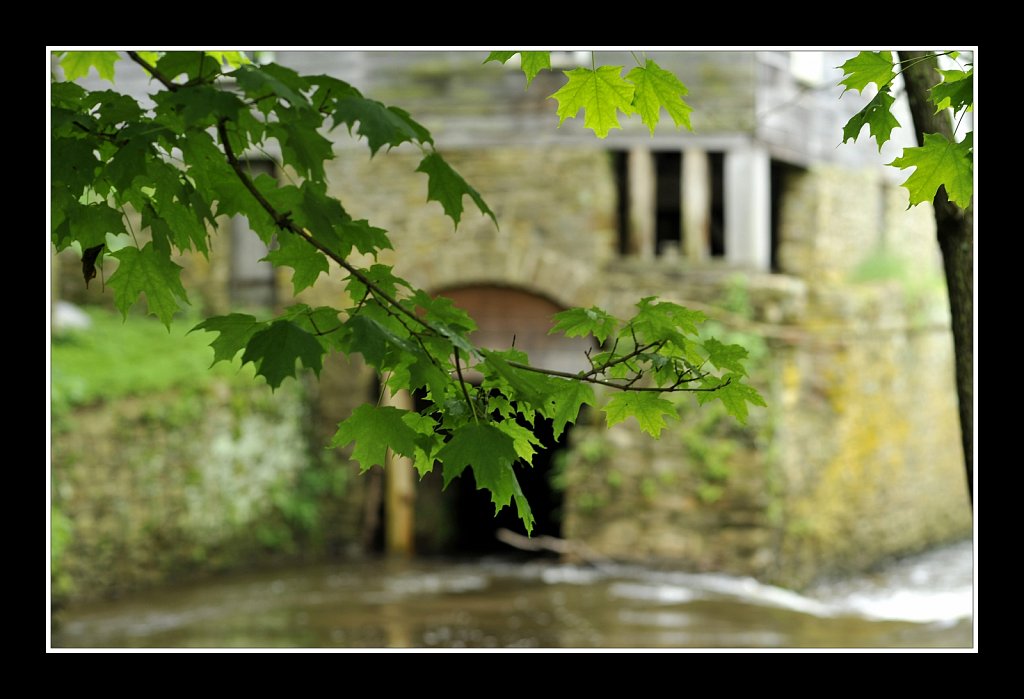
952,108,968,140
453,347,479,422
113,201,139,247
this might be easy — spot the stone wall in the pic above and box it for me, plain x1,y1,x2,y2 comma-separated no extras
51,378,317,602
774,283,970,586
775,164,939,284
53,142,972,592
561,270,970,587
316,145,617,308
52,52,972,595
298,143,971,587
562,271,799,580
557,162,971,588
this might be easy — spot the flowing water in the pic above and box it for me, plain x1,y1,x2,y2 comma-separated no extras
51,540,973,649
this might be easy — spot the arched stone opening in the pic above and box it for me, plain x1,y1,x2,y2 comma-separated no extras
410,284,593,555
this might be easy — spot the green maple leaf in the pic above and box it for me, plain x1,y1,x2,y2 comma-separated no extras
280,304,345,351
547,379,596,440
177,131,257,220
267,113,333,183
241,320,325,389
484,51,517,64
520,52,551,88
336,219,392,257
930,68,973,114
435,321,477,359
59,51,120,82
191,313,266,365
496,420,543,461
154,52,223,83
889,132,973,208
153,86,246,130
416,152,497,229
696,374,766,425
627,297,705,348
329,96,432,155
550,306,617,343
627,59,693,135
308,75,362,108
146,184,211,255
485,51,551,89
232,63,310,111
438,423,534,534
340,314,414,371
205,51,251,69
51,80,88,109
264,234,329,294
50,187,76,248
550,66,635,138
389,351,450,403
402,411,444,477
344,264,411,304
330,404,426,471
87,90,144,128
52,137,101,196
702,338,749,376
838,51,895,94
841,88,901,151
107,243,189,328
603,392,678,438
105,133,153,193
414,292,477,334
481,350,559,412
56,202,125,251
263,179,391,259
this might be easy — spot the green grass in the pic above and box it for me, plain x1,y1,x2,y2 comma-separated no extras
51,307,252,411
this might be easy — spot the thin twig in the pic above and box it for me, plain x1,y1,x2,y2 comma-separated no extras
128,51,179,92
506,359,728,393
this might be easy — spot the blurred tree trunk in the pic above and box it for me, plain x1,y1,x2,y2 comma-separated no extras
898,51,974,502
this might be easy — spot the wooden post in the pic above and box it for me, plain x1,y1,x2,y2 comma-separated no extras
383,387,416,556
682,148,711,262
627,146,656,259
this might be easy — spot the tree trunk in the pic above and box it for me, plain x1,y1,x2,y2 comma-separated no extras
897,51,974,502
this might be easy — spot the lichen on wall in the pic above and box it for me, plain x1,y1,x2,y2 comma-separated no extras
51,378,314,602
774,282,971,587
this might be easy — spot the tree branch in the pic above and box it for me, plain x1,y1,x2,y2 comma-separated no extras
897,51,973,502
214,119,432,337
127,52,179,92
216,116,735,396
120,48,740,403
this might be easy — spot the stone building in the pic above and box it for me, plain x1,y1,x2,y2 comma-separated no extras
55,50,972,590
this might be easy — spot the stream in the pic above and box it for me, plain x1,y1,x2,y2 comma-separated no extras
51,540,973,649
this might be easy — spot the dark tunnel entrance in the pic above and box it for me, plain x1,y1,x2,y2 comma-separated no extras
415,409,570,556
397,284,591,557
